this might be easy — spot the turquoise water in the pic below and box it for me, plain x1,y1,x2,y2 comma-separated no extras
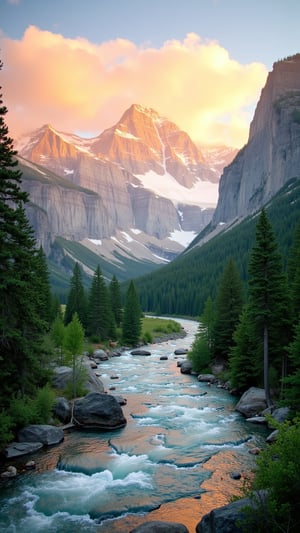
0,319,268,532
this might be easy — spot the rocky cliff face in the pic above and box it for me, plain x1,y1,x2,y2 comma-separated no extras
17,104,236,276
212,55,300,226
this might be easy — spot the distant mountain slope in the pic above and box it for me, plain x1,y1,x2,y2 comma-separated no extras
16,104,236,289
135,178,300,317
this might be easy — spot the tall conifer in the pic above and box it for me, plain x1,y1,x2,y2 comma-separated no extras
0,60,49,402
88,265,116,340
64,262,87,329
122,281,142,346
248,209,291,406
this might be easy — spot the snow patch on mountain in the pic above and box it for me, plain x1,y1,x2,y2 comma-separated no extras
136,170,218,207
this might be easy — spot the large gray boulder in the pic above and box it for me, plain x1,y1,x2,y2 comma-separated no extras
196,492,267,532
235,387,267,417
18,425,64,446
180,360,193,374
5,441,44,458
52,365,104,393
53,397,72,423
130,521,189,532
73,392,127,429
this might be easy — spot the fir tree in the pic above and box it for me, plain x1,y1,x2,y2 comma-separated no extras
248,209,291,406
0,60,49,403
122,281,142,346
88,265,116,341
64,262,87,329
109,275,123,327
229,305,258,391
188,297,215,373
288,220,300,321
63,312,85,398
213,258,244,362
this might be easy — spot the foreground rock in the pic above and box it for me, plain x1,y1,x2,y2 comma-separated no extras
73,392,127,429
235,387,267,417
196,492,267,532
53,397,71,423
131,521,189,532
18,425,64,446
180,360,193,374
5,441,44,458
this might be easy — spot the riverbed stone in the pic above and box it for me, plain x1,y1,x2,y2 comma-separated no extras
5,441,44,458
131,349,151,355
180,360,193,374
52,365,104,394
73,392,127,429
235,387,267,417
53,397,71,423
196,492,267,532
198,374,216,383
174,348,188,355
130,521,189,532
18,425,64,446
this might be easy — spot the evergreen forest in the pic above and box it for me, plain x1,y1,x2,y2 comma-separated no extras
1,56,300,531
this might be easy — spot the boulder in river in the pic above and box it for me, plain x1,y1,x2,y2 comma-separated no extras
235,387,267,417
53,397,72,423
18,425,64,446
130,521,189,532
52,365,104,394
180,360,193,374
174,348,188,355
73,392,127,429
131,349,151,355
5,441,44,458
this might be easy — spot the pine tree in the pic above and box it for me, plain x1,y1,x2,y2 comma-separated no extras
0,60,49,403
229,305,258,391
35,246,52,328
248,209,291,406
109,275,123,327
188,297,215,373
63,312,85,398
122,281,142,346
88,265,116,341
213,258,244,362
64,262,87,329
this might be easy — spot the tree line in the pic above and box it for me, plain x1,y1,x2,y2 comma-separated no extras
0,63,142,448
188,208,300,412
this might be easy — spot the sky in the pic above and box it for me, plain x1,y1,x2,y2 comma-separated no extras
0,0,299,148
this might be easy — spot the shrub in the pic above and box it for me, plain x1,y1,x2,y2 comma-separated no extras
245,418,300,532
0,411,13,450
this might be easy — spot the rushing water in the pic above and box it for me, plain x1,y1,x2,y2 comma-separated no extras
0,319,268,533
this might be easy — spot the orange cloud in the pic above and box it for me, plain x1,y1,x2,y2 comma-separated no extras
0,27,267,147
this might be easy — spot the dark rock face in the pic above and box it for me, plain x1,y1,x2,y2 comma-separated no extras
212,56,300,227
18,425,64,446
235,387,267,417
180,360,193,374
5,442,44,458
53,397,71,423
73,392,127,429
196,492,267,532
131,349,151,356
130,521,189,533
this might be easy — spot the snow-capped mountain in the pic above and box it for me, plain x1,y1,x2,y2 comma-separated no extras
17,104,236,281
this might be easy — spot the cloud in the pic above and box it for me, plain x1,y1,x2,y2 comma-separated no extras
0,27,267,147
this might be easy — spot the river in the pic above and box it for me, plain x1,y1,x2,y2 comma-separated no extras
0,318,268,533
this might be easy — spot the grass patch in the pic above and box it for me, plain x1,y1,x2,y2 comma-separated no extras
142,316,182,342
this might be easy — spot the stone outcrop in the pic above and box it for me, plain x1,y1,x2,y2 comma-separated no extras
196,492,267,532
5,441,44,459
235,387,267,417
73,392,127,429
130,521,189,533
52,365,105,393
212,55,300,227
18,425,64,446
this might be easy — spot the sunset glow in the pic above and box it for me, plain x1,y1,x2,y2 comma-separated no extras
1,26,267,147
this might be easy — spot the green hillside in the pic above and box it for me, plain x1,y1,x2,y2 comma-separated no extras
134,177,300,317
